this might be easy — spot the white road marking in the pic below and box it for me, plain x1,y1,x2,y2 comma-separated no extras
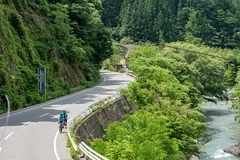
54,76,107,160
5,132,14,140
39,113,49,118
25,121,31,125
0,73,132,159
0,76,107,120
0,147,2,153
72,101,80,104
21,121,31,127
54,130,60,160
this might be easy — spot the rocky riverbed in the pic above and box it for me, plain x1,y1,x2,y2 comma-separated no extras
224,144,240,156
200,101,240,160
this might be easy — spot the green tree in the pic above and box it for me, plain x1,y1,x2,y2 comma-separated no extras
0,0,113,112
92,111,182,160
103,0,240,49
101,0,123,27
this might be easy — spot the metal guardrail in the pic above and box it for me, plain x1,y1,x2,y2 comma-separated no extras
80,142,108,160
67,94,120,159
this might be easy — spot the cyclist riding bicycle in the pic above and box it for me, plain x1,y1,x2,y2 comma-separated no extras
62,111,68,127
58,113,64,133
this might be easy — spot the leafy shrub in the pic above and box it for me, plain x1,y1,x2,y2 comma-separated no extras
108,65,116,72
91,111,182,160
119,68,124,73
120,36,134,44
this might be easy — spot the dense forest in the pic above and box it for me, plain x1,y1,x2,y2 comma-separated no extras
93,0,240,159
102,0,240,49
0,0,112,113
91,42,240,159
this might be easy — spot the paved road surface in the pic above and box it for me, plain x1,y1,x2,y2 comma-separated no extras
0,71,133,160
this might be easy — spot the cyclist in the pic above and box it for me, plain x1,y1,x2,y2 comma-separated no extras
58,113,64,133
62,111,68,127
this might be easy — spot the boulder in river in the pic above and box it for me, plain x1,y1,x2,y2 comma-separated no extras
189,155,199,160
224,144,240,156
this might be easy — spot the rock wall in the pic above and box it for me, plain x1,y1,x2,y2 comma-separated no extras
74,97,133,144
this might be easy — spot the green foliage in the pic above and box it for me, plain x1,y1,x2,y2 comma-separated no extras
108,65,116,72
110,54,122,66
101,0,123,27
71,118,83,134
102,59,111,70
92,105,99,111
102,44,126,72
91,111,182,160
120,37,134,44
230,50,240,120
102,0,240,49
91,42,237,159
113,45,125,57
67,136,80,160
0,0,113,113
119,68,124,73
126,42,234,106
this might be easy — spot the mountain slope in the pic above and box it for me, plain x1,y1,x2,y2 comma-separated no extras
0,0,113,113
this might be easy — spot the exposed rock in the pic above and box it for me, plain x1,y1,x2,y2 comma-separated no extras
189,155,199,160
224,144,240,156
204,108,233,116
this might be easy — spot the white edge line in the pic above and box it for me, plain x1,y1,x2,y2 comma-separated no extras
0,76,107,120
54,75,107,160
24,121,31,125
55,73,133,159
39,113,49,118
54,130,60,160
21,121,31,127
5,132,14,140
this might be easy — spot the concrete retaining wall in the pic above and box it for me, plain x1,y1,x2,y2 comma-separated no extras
74,97,133,144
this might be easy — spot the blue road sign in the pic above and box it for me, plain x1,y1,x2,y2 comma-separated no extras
38,68,46,95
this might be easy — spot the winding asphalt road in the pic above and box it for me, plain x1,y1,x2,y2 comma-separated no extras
0,71,133,160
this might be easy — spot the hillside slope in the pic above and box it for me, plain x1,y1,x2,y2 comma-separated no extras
102,0,240,49
0,0,113,113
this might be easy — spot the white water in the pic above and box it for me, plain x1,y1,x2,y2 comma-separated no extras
200,101,240,160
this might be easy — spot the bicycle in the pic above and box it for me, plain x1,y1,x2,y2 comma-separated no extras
59,121,63,133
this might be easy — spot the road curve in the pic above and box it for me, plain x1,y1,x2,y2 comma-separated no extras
0,71,133,160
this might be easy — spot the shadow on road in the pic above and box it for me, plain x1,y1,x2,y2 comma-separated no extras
0,72,131,128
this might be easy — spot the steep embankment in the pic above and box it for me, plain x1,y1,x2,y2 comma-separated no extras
0,0,113,113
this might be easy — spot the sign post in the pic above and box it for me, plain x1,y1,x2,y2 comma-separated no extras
38,68,46,98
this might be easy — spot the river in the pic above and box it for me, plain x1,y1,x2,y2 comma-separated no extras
200,101,240,160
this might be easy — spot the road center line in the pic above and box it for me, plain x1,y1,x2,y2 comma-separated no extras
39,113,49,118
72,101,80,104
0,76,107,120
5,132,14,140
